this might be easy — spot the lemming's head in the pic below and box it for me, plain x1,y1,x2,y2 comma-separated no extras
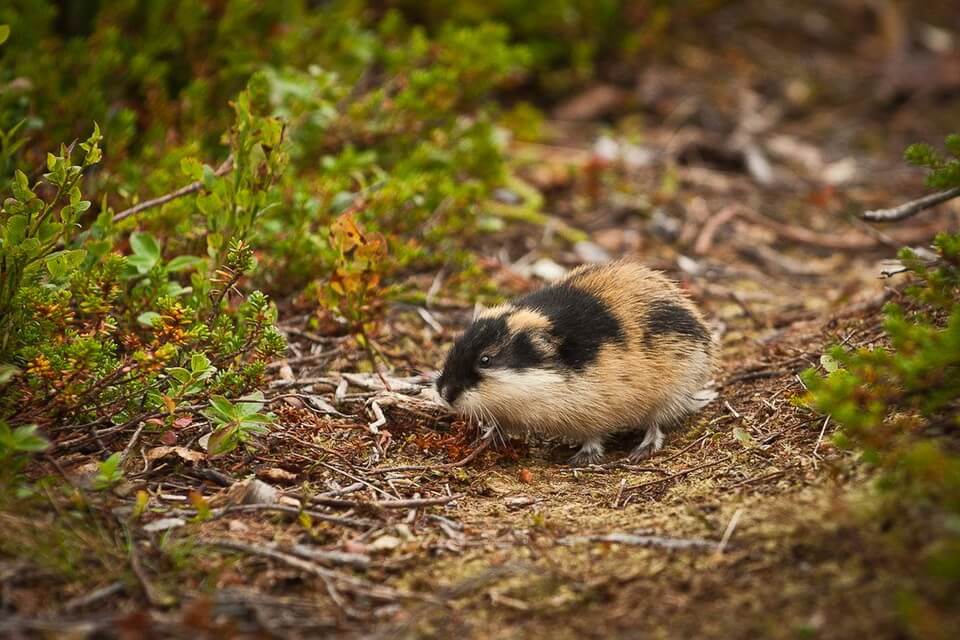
436,307,559,415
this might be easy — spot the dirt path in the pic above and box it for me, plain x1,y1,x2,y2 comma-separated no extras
176,274,899,639
366,315,889,639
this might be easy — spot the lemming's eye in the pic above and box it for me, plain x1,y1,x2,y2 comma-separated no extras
478,355,491,367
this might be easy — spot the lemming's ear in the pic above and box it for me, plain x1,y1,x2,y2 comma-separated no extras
527,326,560,356
472,301,487,321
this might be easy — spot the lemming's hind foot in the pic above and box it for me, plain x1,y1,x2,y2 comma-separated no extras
569,439,605,465
628,425,664,461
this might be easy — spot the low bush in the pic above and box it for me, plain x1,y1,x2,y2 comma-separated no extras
0,4,538,471
803,135,960,634
0,84,286,442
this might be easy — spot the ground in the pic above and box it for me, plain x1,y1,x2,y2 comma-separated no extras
3,2,960,638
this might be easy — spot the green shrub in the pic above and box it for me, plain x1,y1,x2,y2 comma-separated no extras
248,20,530,297
0,4,545,455
0,81,286,434
385,0,727,92
803,134,960,634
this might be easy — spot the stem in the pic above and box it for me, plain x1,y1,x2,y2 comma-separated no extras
112,156,233,223
863,186,960,222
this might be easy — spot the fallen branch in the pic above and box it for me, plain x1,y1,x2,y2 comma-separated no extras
112,156,233,223
625,454,733,495
307,493,462,511
208,538,425,603
862,186,960,222
727,469,788,489
715,508,744,555
211,503,375,529
738,206,943,250
559,532,718,551
62,581,125,612
693,204,740,255
286,543,371,570
373,494,461,509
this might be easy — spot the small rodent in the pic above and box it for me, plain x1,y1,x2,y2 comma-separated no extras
436,260,717,464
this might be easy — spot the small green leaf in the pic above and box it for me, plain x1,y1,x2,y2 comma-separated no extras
206,396,236,422
206,232,223,257
820,354,840,373
10,425,49,453
0,25,11,46
13,169,30,195
4,214,28,245
94,452,124,489
137,311,162,327
180,157,204,181
45,249,87,279
206,425,239,456
0,364,20,385
38,220,62,243
127,254,157,275
201,164,219,190
190,353,211,373
240,421,270,434
166,255,203,273
130,231,161,263
196,193,221,217
167,367,192,384
733,427,756,448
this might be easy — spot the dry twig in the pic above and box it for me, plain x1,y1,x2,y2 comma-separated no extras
862,186,960,222
625,454,733,495
716,508,744,555
559,533,718,551
112,156,233,223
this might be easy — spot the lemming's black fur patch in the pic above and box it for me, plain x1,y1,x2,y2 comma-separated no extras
507,332,543,370
437,316,508,404
644,299,710,346
515,283,625,370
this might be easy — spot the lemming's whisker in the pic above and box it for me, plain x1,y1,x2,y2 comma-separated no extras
475,405,504,447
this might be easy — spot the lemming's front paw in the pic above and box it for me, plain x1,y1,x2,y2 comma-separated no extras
569,441,604,466
627,441,661,462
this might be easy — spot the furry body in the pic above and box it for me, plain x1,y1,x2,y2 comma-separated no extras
436,260,717,464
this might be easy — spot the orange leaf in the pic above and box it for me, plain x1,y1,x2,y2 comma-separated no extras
331,212,365,252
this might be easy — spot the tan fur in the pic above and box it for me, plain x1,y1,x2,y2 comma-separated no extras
476,304,513,320
456,260,717,461
505,308,551,333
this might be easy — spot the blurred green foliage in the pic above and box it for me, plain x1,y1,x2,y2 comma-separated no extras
803,135,960,636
